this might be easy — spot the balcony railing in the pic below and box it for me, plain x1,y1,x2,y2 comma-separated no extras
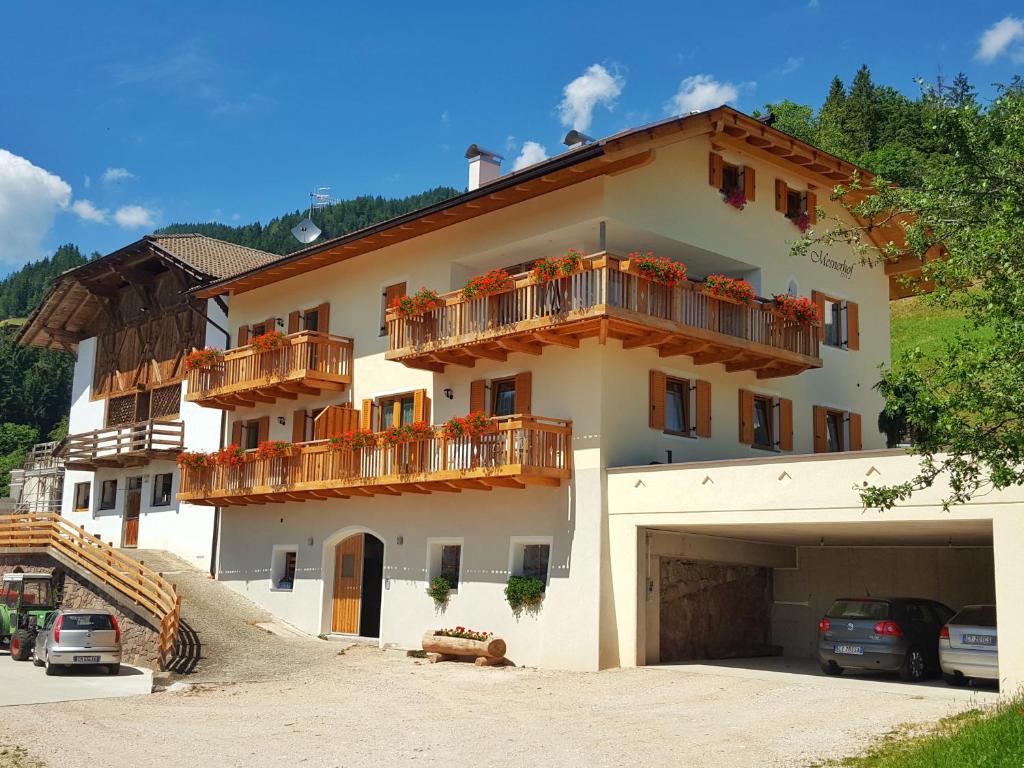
386,251,821,379
186,330,353,409
61,420,185,471
177,415,572,505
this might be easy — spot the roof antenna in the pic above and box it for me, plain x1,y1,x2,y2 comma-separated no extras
291,186,334,244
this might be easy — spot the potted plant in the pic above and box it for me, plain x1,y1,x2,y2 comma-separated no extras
625,251,688,287
421,626,507,665
794,211,810,233
176,450,214,471
184,347,223,371
255,440,293,460
531,248,586,283
328,429,378,451
724,188,747,210
702,274,757,304
505,575,546,616
442,412,492,440
250,330,286,352
772,294,820,324
461,268,513,300
215,443,246,467
380,421,435,446
391,287,444,318
426,575,452,606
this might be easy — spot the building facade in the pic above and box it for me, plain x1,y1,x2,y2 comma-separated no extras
178,107,951,672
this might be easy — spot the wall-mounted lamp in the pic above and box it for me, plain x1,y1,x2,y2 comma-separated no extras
276,317,284,328
443,388,454,400
396,535,404,546
277,416,286,426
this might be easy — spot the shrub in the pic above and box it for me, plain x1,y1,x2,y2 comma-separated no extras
426,575,452,605
505,575,546,615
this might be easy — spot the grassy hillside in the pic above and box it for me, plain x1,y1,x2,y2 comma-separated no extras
890,297,969,361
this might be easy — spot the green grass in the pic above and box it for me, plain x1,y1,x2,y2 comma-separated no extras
890,297,969,361
0,317,25,328
831,699,1024,767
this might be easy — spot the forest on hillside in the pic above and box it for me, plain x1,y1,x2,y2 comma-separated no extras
0,67,989,495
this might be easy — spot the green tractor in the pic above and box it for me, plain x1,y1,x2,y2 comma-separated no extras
1,572,58,661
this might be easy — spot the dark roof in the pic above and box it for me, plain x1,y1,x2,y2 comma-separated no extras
146,234,281,279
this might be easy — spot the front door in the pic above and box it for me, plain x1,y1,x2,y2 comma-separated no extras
331,535,364,634
123,476,142,548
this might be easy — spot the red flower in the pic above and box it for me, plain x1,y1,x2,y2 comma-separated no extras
184,347,224,371
462,269,513,300
628,251,688,287
443,412,492,439
772,294,820,324
703,274,756,304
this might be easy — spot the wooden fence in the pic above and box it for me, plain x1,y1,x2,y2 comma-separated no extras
62,419,184,467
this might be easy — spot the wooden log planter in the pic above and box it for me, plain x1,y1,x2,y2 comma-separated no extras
421,630,508,667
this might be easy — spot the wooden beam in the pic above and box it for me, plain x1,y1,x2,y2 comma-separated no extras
533,331,579,348
495,339,543,356
658,341,709,358
482,477,525,489
692,348,743,366
622,332,673,350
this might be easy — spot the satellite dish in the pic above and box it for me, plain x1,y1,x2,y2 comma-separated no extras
291,217,321,244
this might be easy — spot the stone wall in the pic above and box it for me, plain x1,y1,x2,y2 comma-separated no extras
659,558,773,662
0,555,161,668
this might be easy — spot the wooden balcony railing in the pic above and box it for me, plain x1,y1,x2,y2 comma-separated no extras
386,251,821,379
185,330,353,409
62,419,184,471
178,414,572,505
0,512,181,670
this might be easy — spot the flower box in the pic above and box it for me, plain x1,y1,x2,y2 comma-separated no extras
328,429,378,451
255,440,294,460
531,248,586,284
184,347,224,371
421,629,507,666
380,421,435,446
461,268,514,300
177,451,214,471
391,288,444,318
250,330,286,352
702,274,756,305
622,251,688,287
443,412,492,440
772,294,820,324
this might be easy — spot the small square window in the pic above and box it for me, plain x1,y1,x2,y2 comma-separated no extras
303,308,320,332
786,190,805,220
73,482,91,511
152,473,173,507
752,396,775,450
522,544,550,580
721,163,741,195
428,540,463,592
665,378,690,435
378,394,416,430
242,422,260,451
99,479,117,510
271,547,297,591
491,378,517,417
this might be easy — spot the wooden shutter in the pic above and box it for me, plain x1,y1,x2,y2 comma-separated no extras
287,311,301,334
256,416,270,444
413,389,431,423
316,302,331,334
708,152,723,189
845,301,860,350
778,398,793,451
382,283,406,334
775,179,788,213
742,165,756,202
649,370,667,430
236,325,250,347
292,409,307,443
811,290,826,342
812,406,828,453
848,412,863,451
514,371,532,414
806,190,817,225
360,399,375,431
264,317,276,336
469,379,486,414
695,380,712,438
314,405,359,440
230,421,243,445
738,389,755,444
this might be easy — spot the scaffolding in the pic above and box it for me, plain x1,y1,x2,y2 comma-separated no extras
10,441,65,514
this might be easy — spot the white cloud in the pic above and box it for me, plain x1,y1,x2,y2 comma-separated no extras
84,175,91,189
558,64,624,132
666,74,742,115
440,110,450,126
231,212,241,221
0,149,71,266
976,16,1024,62
102,167,136,183
512,141,549,171
114,204,157,229
779,56,803,75
807,0,819,8
71,199,109,223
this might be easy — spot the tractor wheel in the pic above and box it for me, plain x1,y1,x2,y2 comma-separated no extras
10,630,32,661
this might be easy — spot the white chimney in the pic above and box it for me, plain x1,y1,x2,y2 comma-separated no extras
465,145,503,190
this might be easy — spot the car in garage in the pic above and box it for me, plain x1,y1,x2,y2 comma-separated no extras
817,597,954,682
939,604,997,686
33,609,122,676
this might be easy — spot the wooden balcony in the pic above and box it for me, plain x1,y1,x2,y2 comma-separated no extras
61,420,184,471
386,252,822,379
185,330,353,410
177,415,571,506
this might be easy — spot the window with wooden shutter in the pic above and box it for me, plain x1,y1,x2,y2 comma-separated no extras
812,405,828,453
742,165,756,202
708,152,723,189
695,380,712,438
360,399,375,431
236,325,250,347
256,416,270,443
231,420,243,446
738,389,755,444
469,379,486,414
778,398,793,451
514,371,532,414
287,311,301,334
314,404,359,440
845,301,860,350
649,370,667,430
413,389,431,423
775,179,788,214
806,190,817,224
292,409,307,443
381,282,406,335
848,412,862,451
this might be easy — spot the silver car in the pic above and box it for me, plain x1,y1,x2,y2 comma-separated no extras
940,604,997,685
33,609,122,676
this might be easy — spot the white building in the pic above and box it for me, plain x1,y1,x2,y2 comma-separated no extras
18,234,280,569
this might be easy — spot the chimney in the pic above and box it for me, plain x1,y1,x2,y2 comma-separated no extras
563,130,595,149
465,145,502,190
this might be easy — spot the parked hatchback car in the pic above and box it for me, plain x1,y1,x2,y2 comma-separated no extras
33,609,121,676
817,597,954,682
940,604,997,686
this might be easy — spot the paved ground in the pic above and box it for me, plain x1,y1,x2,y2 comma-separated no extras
0,649,151,706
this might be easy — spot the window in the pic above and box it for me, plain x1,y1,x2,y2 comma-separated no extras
73,482,90,511
152,473,173,507
491,378,517,417
303,307,320,332
709,153,754,201
250,321,268,337
825,409,845,453
786,189,805,220
752,395,774,450
721,162,741,195
824,298,843,347
428,539,463,592
813,406,862,453
813,291,860,351
105,385,180,427
378,393,416,430
270,547,297,591
99,480,117,510
381,282,407,335
665,377,690,435
775,179,816,225
242,422,261,450
650,372,710,438
522,544,550,580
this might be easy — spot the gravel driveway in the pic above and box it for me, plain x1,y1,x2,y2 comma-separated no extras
0,645,981,768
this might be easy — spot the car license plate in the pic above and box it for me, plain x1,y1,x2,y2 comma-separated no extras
962,634,995,646
73,655,100,663
835,644,864,655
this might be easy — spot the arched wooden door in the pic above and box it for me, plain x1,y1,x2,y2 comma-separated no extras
332,535,363,634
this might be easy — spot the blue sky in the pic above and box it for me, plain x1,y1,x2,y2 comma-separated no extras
1,0,1022,275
